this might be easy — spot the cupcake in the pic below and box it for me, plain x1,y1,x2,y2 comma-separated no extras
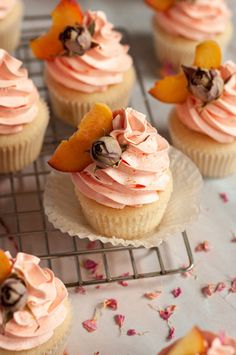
145,0,233,70
0,249,71,354
31,0,135,127
0,50,49,173
158,327,236,355
149,40,236,178
48,103,173,240
0,0,23,53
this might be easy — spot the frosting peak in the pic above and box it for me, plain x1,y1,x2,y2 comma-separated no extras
46,11,133,93
155,0,231,41
176,61,236,143
72,108,170,209
0,252,68,351
0,50,39,135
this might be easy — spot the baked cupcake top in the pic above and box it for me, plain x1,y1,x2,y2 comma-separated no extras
158,327,236,355
48,103,170,209
0,250,68,351
31,0,133,93
146,0,231,41
149,40,236,143
0,50,39,135
0,0,16,19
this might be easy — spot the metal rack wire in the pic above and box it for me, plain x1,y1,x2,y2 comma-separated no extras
0,16,194,287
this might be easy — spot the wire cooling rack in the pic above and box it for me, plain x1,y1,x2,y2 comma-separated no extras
0,16,194,287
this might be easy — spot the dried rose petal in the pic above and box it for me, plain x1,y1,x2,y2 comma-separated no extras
219,192,229,203
201,284,215,297
114,314,125,328
229,278,236,293
118,280,128,287
83,259,98,271
159,305,176,321
75,286,86,294
167,326,175,340
215,282,226,292
127,329,137,336
195,241,210,252
171,287,182,298
144,291,162,300
180,264,196,278
121,272,130,277
95,274,104,280
82,319,97,332
231,236,236,243
104,298,118,310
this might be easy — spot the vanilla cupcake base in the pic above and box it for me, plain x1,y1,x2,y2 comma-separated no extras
0,301,72,355
75,171,173,240
0,0,24,53
0,99,49,173
169,110,236,178
153,18,233,70
44,66,136,127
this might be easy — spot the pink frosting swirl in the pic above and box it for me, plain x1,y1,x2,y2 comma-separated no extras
0,0,16,19
72,108,170,209
0,50,39,135
0,252,68,351
46,11,133,93
176,61,236,143
155,0,231,41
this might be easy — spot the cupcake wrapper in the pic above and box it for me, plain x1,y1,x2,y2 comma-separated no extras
44,147,203,248
0,100,49,173
152,19,233,70
45,67,136,127
75,173,173,240
0,0,23,53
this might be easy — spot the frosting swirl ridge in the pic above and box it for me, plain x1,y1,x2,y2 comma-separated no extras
72,108,170,209
155,0,231,41
176,61,236,143
0,50,39,135
46,11,133,93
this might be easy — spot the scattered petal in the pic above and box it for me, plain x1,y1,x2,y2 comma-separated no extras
75,286,86,294
95,274,104,280
229,278,236,293
127,329,137,336
201,284,215,297
231,234,236,243
159,305,177,321
87,241,96,249
114,314,125,328
171,287,182,298
121,272,130,277
104,299,118,310
219,192,229,203
167,326,175,340
82,319,97,333
215,282,226,292
180,264,196,278
118,280,129,287
195,241,210,252
95,285,101,289
83,259,98,271
144,291,162,300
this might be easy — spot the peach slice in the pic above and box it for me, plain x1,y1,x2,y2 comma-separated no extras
48,103,113,172
167,327,206,355
194,40,222,69
0,250,12,283
149,73,188,103
30,0,83,60
145,0,175,11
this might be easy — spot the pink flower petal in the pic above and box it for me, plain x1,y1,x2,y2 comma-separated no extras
104,298,118,310
171,287,182,298
195,241,210,252
231,236,236,243
144,291,162,300
114,314,125,328
127,329,137,336
180,264,196,278
118,280,129,287
201,284,215,297
215,282,226,292
95,274,104,280
82,319,97,333
87,241,96,249
229,278,236,293
75,286,86,294
83,259,98,271
159,305,176,321
219,192,229,203
167,326,175,340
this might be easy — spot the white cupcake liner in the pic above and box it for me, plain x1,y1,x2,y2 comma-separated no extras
43,147,202,248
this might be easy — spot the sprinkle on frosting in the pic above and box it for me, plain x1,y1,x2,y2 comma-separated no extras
46,11,133,93
71,108,170,209
0,50,39,135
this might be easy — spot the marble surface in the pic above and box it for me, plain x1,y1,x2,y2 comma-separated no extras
3,1,236,354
